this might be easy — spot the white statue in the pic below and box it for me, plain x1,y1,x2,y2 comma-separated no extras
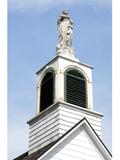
57,10,73,50
56,10,79,62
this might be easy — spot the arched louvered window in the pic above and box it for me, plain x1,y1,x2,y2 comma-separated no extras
40,70,54,112
65,69,87,108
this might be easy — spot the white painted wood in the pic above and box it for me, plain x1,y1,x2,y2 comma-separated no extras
59,128,101,137
29,121,59,141
28,102,103,155
29,130,59,149
29,108,59,129
59,115,102,136
28,106,60,154
59,105,102,121
29,134,59,154
36,55,94,114
59,118,101,131
29,115,59,136
29,125,59,144
59,104,102,136
39,128,104,160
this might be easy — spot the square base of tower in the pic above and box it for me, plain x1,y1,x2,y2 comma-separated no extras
27,101,103,155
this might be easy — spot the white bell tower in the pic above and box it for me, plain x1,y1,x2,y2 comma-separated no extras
27,10,103,155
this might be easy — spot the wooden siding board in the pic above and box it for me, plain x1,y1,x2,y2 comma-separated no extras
29,126,59,144
59,106,102,122
59,118,102,131
59,106,102,137
29,108,60,154
29,109,59,130
28,103,103,155
29,134,59,154
47,130,103,160
29,117,59,137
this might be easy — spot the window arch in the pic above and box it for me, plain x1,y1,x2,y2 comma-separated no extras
65,69,87,108
40,70,55,112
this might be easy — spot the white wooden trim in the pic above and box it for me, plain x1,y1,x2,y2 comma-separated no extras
38,119,111,160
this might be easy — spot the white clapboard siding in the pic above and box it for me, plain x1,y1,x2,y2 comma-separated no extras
28,102,103,155
59,105,102,136
59,116,102,136
28,107,60,154
29,109,59,131
29,127,59,152
29,130,59,150
59,108,102,125
29,134,59,154
59,118,101,131
29,116,59,138
29,125,59,144
47,130,103,160
59,105,102,122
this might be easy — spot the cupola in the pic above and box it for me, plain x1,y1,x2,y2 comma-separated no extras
36,10,93,114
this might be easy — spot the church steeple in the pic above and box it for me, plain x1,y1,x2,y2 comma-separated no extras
27,10,103,155
36,10,93,114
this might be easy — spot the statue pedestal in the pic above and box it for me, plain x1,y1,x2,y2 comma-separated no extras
56,47,79,62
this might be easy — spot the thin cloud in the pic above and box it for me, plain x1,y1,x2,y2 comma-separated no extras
9,0,111,11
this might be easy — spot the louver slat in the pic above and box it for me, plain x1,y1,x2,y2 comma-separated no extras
66,73,86,108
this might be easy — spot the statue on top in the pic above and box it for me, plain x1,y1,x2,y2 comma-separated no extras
57,10,73,51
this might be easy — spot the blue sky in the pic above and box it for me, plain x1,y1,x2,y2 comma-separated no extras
8,1,112,159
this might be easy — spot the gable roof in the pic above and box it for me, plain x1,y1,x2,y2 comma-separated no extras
13,141,58,160
14,118,112,160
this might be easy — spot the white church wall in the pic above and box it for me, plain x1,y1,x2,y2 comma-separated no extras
39,126,104,160
28,105,60,154
28,101,103,155
59,102,102,137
